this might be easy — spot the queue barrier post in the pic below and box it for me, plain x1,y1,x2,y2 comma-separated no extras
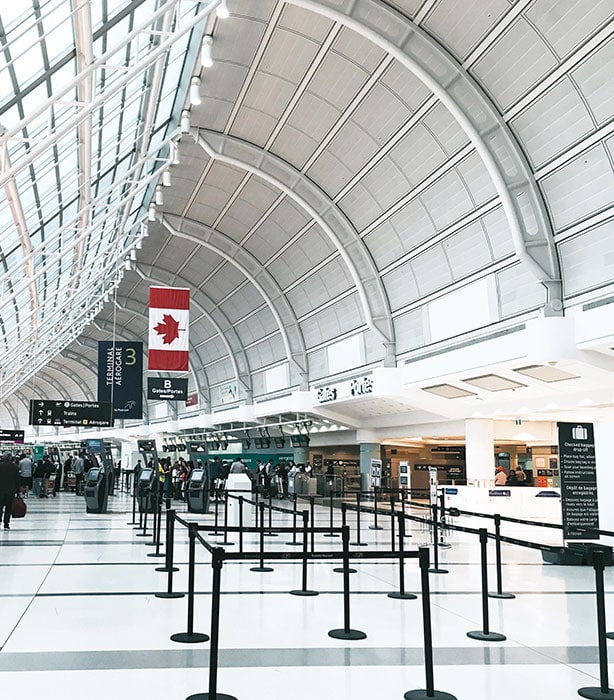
155,509,184,598
488,513,515,600
170,523,209,643
186,548,238,700
136,501,149,537
310,496,315,553
290,511,318,597
578,550,613,699
404,547,457,700
238,496,244,554
222,491,234,546
369,485,383,530
350,492,367,547
428,503,448,575
147,493,165,557
388,513,417,601
324,486,339,538
333,502,357,574
265,494,278,537
286,494,301,546
390,493,396,552
127,476,138,525
250,502,273,573
328,525,366,641
467,528,506,642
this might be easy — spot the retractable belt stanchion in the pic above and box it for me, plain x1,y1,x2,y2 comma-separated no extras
488,513,515,600
170,523,209,643
265,494,277,537
290,511,318,597
156,509,184,599
328,525,366,641
333,503,357,574
390,493,396,552
428,503,448,574
467,528,506,642
186,547,237,700
404,547,457,700
135,505,143,531
238,496,244,554
127,477,138,525
350,491,367,547
286,494,300,546
251,502,273,573
212,494,222,537
578,550,613,699
324,486,339,537
310,496,315,553
147,494,165,557
369,485,383,530
388,513,416,601
222,491,234,546
136,505,149,537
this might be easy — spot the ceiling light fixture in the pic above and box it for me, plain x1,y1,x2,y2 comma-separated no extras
170,142,180,165
141,222,149,237
155,185,163,206
130,248,137,261
180,110,190,133
162,169,171,187
216,0,230,19
135,238,143,250
190,76,201,105
124,258,132,271
148,203,156,221
201,35,213,68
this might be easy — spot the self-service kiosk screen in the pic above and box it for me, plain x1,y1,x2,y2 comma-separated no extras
86,468,101,484
190,469,205,484
140,468,154,482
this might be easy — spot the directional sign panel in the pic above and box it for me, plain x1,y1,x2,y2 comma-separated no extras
29,400,114,428
0,429,25,443
147,377,188,401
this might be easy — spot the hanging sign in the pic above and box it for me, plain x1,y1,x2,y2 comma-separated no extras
97,341,143,419
147,377,188,401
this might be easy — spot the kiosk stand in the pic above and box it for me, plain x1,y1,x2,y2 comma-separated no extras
84,465,109,513
187,465,210,514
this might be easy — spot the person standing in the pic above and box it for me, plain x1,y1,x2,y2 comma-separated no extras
72,452,85,495
0,452,20,529
494,466,507,486
18,453,33,496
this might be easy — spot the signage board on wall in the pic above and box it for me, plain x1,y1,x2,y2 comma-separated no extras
558,422,599,540
315,375,374,404
97,341,143,419
0,429,24,443
370,458,382,487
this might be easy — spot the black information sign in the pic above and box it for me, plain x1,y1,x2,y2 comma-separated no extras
0,429,25,443
97,341,143,419
147,377,188,401
29,400,114,428
558,422,598,540
137,439,157,453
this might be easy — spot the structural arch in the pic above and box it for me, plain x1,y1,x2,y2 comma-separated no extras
286,0,562,314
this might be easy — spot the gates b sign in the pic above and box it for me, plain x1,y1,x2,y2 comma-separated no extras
147,377,188,401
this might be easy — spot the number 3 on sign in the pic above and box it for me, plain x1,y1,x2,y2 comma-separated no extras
125,347,137,366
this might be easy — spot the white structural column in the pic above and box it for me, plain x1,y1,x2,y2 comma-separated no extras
465,419,495,484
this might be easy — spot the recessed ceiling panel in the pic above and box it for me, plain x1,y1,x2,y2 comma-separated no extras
462,374,527,392
423,384,476,399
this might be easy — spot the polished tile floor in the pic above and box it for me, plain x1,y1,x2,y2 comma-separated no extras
0,490,612,699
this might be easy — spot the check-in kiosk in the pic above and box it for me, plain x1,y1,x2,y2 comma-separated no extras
137,466,157,514
84,466,109,513
187,465,210,513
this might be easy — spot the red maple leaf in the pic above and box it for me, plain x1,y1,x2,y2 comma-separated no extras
154,313,181,344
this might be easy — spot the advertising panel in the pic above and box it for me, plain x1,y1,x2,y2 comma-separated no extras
97,341,143,419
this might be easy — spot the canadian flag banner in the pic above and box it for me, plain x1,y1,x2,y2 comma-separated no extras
148,286,190,372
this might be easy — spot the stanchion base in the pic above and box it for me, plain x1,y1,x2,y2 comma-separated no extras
264,533,278,537
135,533,150,537
155,566,179,573
332,567,357,574
289,589,319,597
155,592,185,599
387,592,418,600
404,689,457,700
328,628,367,640
323,533,340,537
606,632,614,640
350,542,368,547
285,541,302,546
220,542,235,546
467,630,506,642
145,541,158,546
147,552,165,558
428,568,449,574
578,687,614,698
368,526,383,530
126,521,138,526
488,592,516,599
186,693,238,700
250,566,274,572
170,632,209,643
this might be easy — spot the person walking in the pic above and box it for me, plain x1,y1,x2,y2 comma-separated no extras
0,452,20,530
18,453,33,496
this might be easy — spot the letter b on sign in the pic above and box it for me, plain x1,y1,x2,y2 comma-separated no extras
164,380,172,389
